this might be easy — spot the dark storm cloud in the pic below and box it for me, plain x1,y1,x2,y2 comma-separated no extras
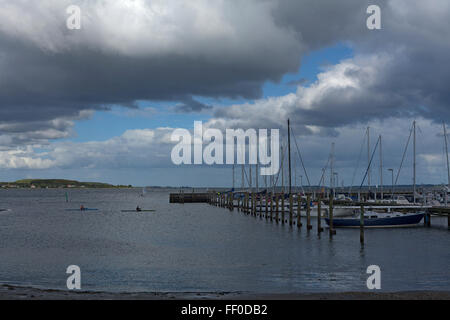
1,0,450,148
174,97,213,113
0,0,304,135
271,0,373,49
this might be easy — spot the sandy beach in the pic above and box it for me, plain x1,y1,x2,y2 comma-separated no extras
1,285,449,300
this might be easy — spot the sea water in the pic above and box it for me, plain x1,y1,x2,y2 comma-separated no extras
0,188,448,293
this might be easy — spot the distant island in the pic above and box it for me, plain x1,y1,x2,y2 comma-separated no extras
0,179,132,189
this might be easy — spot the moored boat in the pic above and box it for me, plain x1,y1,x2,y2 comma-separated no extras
325,211,424,228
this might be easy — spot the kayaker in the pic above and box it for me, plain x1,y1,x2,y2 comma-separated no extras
136,206,142,212
80,205,85,211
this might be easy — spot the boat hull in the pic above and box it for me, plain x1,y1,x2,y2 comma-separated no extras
325,213,424,228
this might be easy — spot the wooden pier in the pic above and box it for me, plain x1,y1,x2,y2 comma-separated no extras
170,191,450,236
169,192,210,203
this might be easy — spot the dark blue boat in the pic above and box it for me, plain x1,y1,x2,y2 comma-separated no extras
325,212,424,228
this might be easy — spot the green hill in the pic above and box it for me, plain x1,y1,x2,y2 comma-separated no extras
0,179,128,188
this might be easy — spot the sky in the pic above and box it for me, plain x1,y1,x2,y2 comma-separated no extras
1,0,450,187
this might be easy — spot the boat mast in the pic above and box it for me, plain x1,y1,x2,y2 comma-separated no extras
241,164,245,190
380,135,383,201
367,127,371,196
281,145,284,194
248,161,253,192
413,120,416,204
256,163,259,193
444,122,450,204
330,142,335,199
288,119,292,195
232,164,235,190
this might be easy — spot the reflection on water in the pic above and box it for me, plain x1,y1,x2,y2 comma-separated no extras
0,189,449,293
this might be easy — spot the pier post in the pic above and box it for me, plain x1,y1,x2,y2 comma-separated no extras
329,196,336,236
297,193,302,228
230,193,234,211
276,194,280,223
297,193,303,228
258,194,262,219
270,193,274,221
289,193,293,226
252,193,256,216
317,196,323,233
360,205,365,244
244,193,248,214
424,212,431,227
265,194,269,219
306,194,312,230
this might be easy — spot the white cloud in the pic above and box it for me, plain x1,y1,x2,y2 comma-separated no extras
0,0,299,57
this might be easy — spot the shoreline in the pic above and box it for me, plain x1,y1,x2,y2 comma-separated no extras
1,285,449,300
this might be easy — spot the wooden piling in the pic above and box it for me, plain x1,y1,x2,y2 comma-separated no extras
329,196,336,236
424,212,431,227
306,194,312,230
230,193,234,211
252,193,256,216
297,193,302,228
265,194,269,219
270,193,274,221
258,195,262,219
447,213,450,229
289,193,293,226
245,193,249,214
275,194,280,223
317,196,323,233
360,205,365,244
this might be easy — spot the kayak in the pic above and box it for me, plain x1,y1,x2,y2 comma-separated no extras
65,208,99,211
121,210,155,212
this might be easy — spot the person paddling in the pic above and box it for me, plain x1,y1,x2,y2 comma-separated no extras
136,206,142,212
80,205,85,211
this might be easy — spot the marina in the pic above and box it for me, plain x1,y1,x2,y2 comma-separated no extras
170,119,450,235
0,188,449,294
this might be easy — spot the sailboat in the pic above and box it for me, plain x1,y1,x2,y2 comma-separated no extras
325,211,425,228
